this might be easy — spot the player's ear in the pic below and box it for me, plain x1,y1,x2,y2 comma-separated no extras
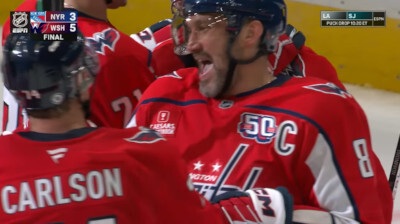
241,19,264,47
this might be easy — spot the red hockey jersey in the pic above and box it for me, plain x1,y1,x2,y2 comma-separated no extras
2,0,155,132
128,68,393,224
0,126,226,223
131,21,345,90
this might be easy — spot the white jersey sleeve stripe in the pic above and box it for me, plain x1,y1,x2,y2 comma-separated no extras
293,209,334,224
306,133,357,223
3,86,26,132
293,209,362,224
130,27,158,52
126,114,137,128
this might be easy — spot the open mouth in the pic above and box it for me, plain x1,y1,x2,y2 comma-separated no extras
198,59,213,80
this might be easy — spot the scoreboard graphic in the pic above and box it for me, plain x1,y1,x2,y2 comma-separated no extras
11,11,77,41
321,11,386,27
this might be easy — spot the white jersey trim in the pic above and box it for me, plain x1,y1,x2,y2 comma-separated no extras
126,114,137,128
130,27,157,52
3,86,28,133
306,133,356,222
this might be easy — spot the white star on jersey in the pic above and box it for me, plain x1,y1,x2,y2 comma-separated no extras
212,163,222,172
193,161,204,170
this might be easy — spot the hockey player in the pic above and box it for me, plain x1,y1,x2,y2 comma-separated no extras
2,0,155,133
131,0,344,90
127,0,393,223
0,32,230,224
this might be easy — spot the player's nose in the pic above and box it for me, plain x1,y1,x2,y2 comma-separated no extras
186,36,202,53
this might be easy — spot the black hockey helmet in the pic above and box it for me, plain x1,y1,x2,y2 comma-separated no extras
1,32,99,110
171,0,286,56
183,0,286,53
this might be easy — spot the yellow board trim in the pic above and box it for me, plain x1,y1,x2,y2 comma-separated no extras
286,1,400,92
107,0,171,34
108,0,400,93
0,1,25,25
2,0,399,93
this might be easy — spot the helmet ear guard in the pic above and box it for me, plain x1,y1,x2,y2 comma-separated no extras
1,31,99,110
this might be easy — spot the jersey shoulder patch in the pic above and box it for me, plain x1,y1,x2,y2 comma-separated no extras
303,82,352,98
125,127,165,144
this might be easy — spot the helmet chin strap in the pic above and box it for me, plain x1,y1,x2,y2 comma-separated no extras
81,100,91,119
75,90,91,119
215,33,267,99
215,56,237,99
74,69,94,119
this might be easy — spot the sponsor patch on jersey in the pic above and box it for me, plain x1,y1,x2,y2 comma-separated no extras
304,83,352,98
238,112,277,144
47,148,68,164
148,110,181,136
125,127,165,143
86,28,120,55
157,110,170,123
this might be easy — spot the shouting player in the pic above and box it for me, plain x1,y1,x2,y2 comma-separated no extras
127,0,393,223
2,0,155,133
0,32,230,223
131,0,345,90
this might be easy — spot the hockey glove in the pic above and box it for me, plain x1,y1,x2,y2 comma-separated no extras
212,187,293,224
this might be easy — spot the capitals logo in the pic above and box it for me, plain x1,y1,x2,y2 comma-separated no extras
86,28,120,55
238,113,277,144
191,144,263,201
304,82,352,98
30,23,49,33
125,127,165,144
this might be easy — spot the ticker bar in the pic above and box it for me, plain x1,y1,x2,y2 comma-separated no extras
321,11,385,27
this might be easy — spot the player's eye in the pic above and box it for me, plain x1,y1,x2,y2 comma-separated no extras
197,23,211,32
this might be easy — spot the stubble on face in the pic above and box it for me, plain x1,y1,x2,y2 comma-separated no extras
198,62,227,98
193,17,230,98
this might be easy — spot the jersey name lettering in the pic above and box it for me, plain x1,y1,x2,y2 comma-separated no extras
1,168,122,214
